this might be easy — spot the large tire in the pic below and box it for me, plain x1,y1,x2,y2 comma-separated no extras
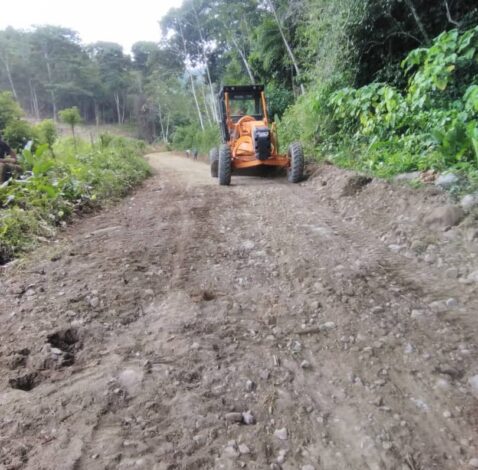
287,142,304,183
218,144,232,186
209,147,219,177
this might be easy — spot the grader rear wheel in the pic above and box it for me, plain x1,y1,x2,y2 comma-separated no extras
209,147,219,177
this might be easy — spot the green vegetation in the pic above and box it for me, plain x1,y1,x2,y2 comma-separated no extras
322,27,478,179
0,133,150,263
36,119,58,157
58,107,82,139
0,0,477,172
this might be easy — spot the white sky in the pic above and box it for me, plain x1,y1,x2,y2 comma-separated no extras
0,0,184,53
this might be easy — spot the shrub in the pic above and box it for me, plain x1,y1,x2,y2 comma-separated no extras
3,119,37,152
0,91,22,131
0,137,151,262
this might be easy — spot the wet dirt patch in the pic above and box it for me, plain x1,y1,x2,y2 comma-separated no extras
190,290,216,302
47,328,80,352
9,372,41,391
341,174,372,196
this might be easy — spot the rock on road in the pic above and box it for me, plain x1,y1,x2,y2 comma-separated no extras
0,152,477,470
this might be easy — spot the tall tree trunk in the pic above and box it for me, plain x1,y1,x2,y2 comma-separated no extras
94,100,100,127
158,104,166,142
189,73,205,130
403,0,431,44
0,55,18,100
44,51,57,120
230,34,256,84
267,0,304,94
200,81,212,126
121,96,126,124
114,92,122,124
165,114,170,142
178,21,205,131
29,79,40,120
191,7,219,123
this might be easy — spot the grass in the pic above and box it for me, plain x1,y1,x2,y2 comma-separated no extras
0,135,151,263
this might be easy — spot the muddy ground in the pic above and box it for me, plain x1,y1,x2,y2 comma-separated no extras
0,153,477,470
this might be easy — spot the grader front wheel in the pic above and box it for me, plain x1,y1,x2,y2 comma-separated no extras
218,144,232,186
287,142,304,183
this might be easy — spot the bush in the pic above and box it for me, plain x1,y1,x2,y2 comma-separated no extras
277,26,478,181
172,123,219,154
0,136,151,262
3,119,37,151
325,26,478,178
0,91,23,131
36,119,58,155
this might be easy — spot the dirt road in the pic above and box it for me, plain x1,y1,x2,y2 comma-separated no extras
1,152,477,470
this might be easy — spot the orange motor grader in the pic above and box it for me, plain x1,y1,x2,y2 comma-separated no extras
209,85,304,185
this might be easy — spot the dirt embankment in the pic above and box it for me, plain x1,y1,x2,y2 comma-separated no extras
0,153,477,470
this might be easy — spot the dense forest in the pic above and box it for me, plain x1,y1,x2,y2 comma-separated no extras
0,0,477,177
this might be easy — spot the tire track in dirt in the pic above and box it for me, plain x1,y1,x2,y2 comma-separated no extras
0,152,476,470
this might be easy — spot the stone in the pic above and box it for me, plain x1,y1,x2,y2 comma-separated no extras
50,348,62,355
394,172,420,183
469,458,478,468
410,309,424,319
460,193,478,212
277,449,287,464
224,443,239,459
117,369,143,395
410,240,427,254
445,267,459,279
301,360,311,370
241,410,255,425
467,271,478,283
274,428,288,440
225,412,243,424
468,375,478,398
446,298,458,308
465,228,478,242
429,300,448,314
238,444,250,455
245,380,255,392
435,172,459,189
88,296,100,308
260,369,270,380
320,321,336,330
443,410,452,418
424,205,465,228
382,441,392,450
388,244,404,253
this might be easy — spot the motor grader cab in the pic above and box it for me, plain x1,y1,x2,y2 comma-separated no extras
209,85,304,185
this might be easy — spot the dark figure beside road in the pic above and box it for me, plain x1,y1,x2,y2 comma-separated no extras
0,134,16,161
0,134,19,182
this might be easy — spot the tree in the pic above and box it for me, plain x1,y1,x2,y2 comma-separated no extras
59,106,82,149
36,119,58,157
88,42,131,124
0,91,22,131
